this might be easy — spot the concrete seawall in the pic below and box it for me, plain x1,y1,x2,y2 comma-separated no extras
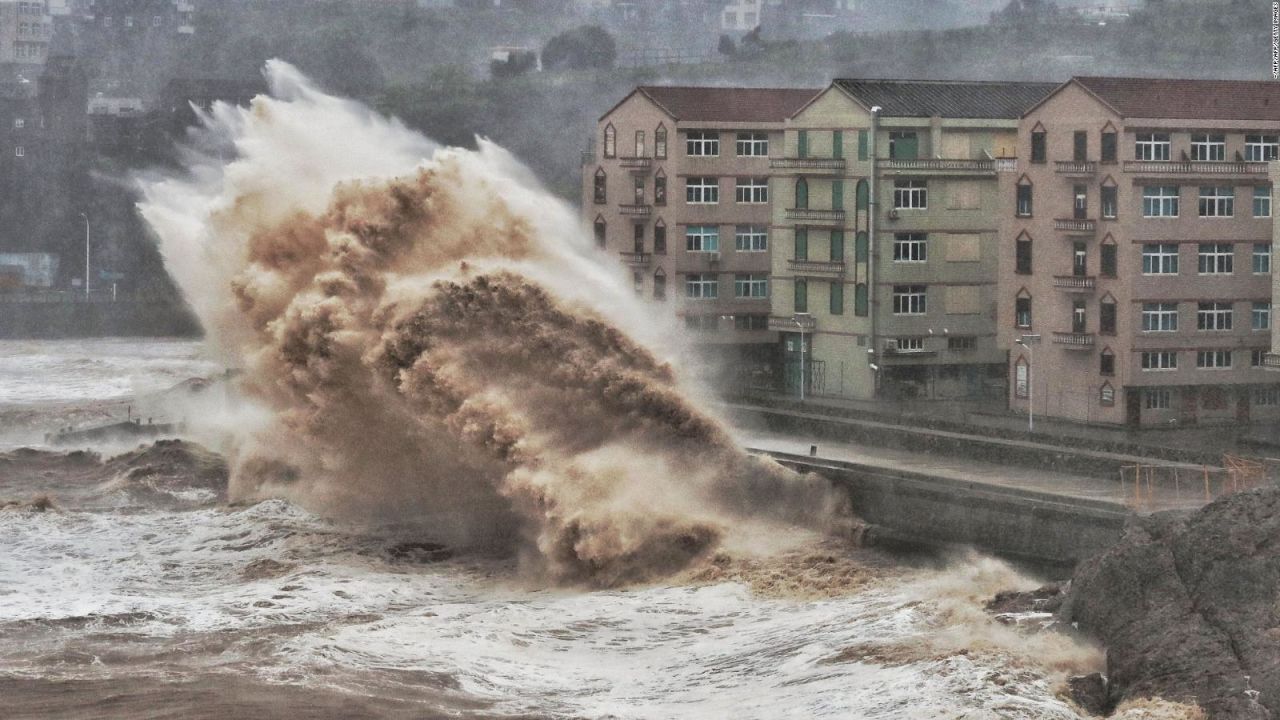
759,450,1130,568
0,301,200,339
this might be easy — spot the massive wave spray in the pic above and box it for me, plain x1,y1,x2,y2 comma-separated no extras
138,62,846,586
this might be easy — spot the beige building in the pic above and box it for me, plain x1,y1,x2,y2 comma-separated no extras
1000,77,1280,427
584,85,817,375
769,79,1054,399
0,1,53,67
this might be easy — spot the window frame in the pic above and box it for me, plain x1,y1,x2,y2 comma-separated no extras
1246,134,1279,162
685,131,720,157
735,131,768,157
1197,243,1234,275
734,177,769,204
1141,351,1178,371
1142,185,1179,218
1141,302,1179,332
1196,301,1234,331
1190,133,1226,162
734,225,768,252
685,273,719,299
892,233,927,263
1142,243,1179,275
1135,132,1171,161
1196,349,1233,369
685,177,719,205
1254,243,1271,274
685,225,720,253
1198,186,1235,218
1254,302,1272,331
892,285,927,316
893,180,928,210
1254,186,1272,218
733,273,768,299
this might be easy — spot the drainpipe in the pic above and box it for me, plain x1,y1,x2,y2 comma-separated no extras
868,106,881,397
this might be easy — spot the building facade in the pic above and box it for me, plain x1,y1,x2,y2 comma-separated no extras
0,0,53,68
769,79,1054,400
584,85,817,380
1000,77,1280,426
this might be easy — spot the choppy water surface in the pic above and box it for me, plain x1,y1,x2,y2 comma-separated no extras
0,340,1095,719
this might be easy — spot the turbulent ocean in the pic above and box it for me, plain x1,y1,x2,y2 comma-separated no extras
0,63,1147,719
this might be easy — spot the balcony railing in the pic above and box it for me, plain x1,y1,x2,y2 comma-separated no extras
619,204,653,217
618,157,652,171
995,158,1019,173
881,158,996,174
769,157,846,172
1264,352,1280,370
1123,160,1270,175
787,259,846,278
619,252,651,266
1054,161,1097,175
768,314,817,332
1055,218,1096,234
1053,275,1096,291
1053,331,1096,349
785,208,846,223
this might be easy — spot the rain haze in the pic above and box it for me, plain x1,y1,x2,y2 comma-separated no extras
0,1,1278,719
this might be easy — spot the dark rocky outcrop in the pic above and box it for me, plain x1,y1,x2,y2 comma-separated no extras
1057,488,1280,719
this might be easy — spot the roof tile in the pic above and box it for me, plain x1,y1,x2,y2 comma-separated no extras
636,86,819,123
834,79,1058,119
1074,76,1280,121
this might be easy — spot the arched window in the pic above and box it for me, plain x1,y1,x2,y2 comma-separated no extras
1014,356,1030,398
854,283,868,316
654,168,667,206
1100,347,1115,377
795,177,809,209
855,231,868,263
1015,231,1032,274
603,123,616,158
653,218,667,255
1100,233,1117,277
655,123,668,159
1016,175,1033,217
594,167,607,204
1100,293,1117,335
1014,288,1032,329
1099,381,1116,406
653,268,666,301
593,216,606,249
856,180,869,212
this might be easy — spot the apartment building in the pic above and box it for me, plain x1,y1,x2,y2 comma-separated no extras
0,1,53,67
769,79,1054,399
1000,77,1280,427
585,85,817,373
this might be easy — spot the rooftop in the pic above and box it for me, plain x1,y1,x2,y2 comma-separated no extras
833,79,1059,119
628,86,819,123
1073,76,1280,121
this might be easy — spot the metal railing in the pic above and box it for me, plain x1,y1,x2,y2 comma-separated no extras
1054,160,1097,174
1055,218,1096,233
787,259,846,277
619,204,653,216
769,157,846,171
1123,160,1270,175
1053,275,1096,290
619,252,651,265
785,208,846,222
619,157,652,170
882,158,996,173
1052,331,1096,348
768,314,816,332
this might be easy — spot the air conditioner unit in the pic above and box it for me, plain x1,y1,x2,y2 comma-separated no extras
887,209,900,220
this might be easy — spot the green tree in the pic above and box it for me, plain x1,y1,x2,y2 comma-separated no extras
541,25,616,71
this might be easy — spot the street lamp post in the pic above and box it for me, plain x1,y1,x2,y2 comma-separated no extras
79,212,89,298
1015,334,1041,432
793,312,811,401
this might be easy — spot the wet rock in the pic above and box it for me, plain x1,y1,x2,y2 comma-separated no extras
385,541,453,564
1067,673,1109,716
986,582,1066,614
1058,488,1280,719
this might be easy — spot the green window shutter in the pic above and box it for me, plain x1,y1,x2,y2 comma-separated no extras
856,180,869,212
830,230,844,262
798,130,808,159
795,227,808,261
833,130,843,159
830,282,844,315
795,177,809,209
795,278,808,313
857,130,868,160
831,179,844,211
854,283,868,316
855,231,868,263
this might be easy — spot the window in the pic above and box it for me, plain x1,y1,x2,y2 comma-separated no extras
734,274,768,299
831,179,844,211
1197,301,1233,331
12,118,23,129
593,218,606,249
633,223,645,252
125,15,133,27
893,233,927,263
1015,296,1032,328
736,132,768,157
794,177,808,209
1142,351,1178,371
734,315,768,331
593,168,606,204
1072,299,1087,333
653,269,666,300
686,131,719,157
855,231,868,262
655,125,667,159
1015,358,1029,398
1143,186,1179,217
1135,132,1171,161
1073,130,1088,162
735,225,767,252
686,177,718,204
830,230,844,262
832,130,843,159
14,146,23,158
1255,186,1271,218
1142,302,1179,332
888,131,919,160
858,130,868,160
894,180,927,210
1197,350,1232,369
1101,243,1117,277
1073,184,1088,219
1100,350,1115,376
1142,244,1179,274
686,274,718,299
1145,389,1172,410
1254,387,1280,406
1101,131,1117,163
633,175,645,205
1030,131,1046,164
797,130,808,158
633,270,644,296
830,282,843,315
897,337,926,352
1246,134,1279,161
948,336,977,351
685,225,719,252
1198,243,1234,274
1191,133,1226,161
1198,186,1234,217
153,15,162,27
1015,234,1033,274
893,285,927,315
603,124,616,158
634,131,646,157
854,283,868,316
654,172,666,206
1016,183,1033,217
1253,349,1267,368
685,315,719,331
1100,300,1117,335
1254,302,1271,330
735,178,768,204
1101,186,1117,219
654,220,666,254
1100,383,1115,406
1254,243,1271,273
794,227,808,261
794,278,807,313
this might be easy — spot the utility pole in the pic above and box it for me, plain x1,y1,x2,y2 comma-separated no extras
79,212,89,297
1016,334,1041,432
794,312,812,401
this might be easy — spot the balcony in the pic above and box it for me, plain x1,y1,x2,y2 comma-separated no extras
1053,332,1096,349
769,157,846,173
785,208,846,224
1265,352,1280,370
881,158,996,176
1053,275,1096,292
618,157,652,172
1055,218,1096,235
995,159,1019,173
1122,160,1270,177
619,204,652,217
787,259,846,279
619,252,651,267
1054,161,1097,176
768,314,817,333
